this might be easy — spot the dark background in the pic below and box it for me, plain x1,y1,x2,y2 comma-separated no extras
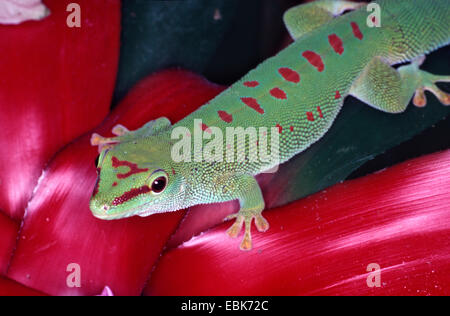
114,0,450,181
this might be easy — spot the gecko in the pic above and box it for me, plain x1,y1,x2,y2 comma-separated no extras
90,0,450,250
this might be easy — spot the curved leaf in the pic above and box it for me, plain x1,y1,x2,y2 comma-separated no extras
0,0,120,220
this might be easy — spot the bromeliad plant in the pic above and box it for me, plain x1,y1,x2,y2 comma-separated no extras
0,0,449,296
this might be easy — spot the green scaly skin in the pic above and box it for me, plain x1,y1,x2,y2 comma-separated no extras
90,0,450,250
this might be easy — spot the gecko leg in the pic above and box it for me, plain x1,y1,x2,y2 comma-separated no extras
224,175,269,251
90,117,172,153
284,0,364,40
350,56,450,113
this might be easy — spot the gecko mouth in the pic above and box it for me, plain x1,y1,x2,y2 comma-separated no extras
90,198,154,220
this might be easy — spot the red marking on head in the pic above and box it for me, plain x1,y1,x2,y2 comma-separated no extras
112,182,118,187
111,157,149,179
171,168,176,175
317,106,324,118
112,185,151,206
270,87,287,100
351,22,363,40
200,123,212,134
218,110,233,123
241,97,264,114
328,34,344,55
290,126,294,132
306,112,315,121
243,81,259,88
335,90,341,99
276,124,283,134
278,67,300,83
302,51,324,72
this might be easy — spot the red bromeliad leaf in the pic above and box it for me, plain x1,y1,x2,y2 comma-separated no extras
0,277,46,296
6,70,225,296
0,0,120,220
145,150,450,296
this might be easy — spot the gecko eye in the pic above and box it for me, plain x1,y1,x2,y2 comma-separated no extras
151,176,167,194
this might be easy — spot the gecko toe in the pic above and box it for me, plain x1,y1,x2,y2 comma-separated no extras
255,214,270,232
226,216,244,238
112,124,130,136
413,88,427,107
239,231,252,251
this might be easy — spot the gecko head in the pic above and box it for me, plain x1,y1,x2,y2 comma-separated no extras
89,136,186,220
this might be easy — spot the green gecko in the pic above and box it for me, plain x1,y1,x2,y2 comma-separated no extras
90,0,450,250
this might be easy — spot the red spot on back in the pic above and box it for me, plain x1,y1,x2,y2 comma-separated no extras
276,124,283,133
241,97,265,114
112,182,118,187
328,34,344,55
351,22,363,40
243,81,259,87
302,51,324,72
306,112,315,121
172,168,176,175
112,186,151,206
335,90,341,99
290,126,294,132
270,87,287,100
317,106,324,118
278,67,300,83
218,110,233,123
111,157,149,179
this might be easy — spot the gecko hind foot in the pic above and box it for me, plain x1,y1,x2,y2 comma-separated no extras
225,210,269,251
398,59,450,108
412,74,450,107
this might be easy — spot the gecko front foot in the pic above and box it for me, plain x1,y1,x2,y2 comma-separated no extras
90,124,130,153
225,209,269,251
